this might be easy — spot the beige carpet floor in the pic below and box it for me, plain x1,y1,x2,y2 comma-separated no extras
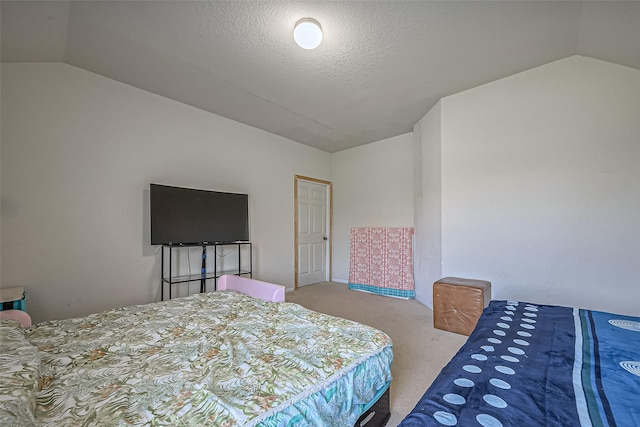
286,281,467,426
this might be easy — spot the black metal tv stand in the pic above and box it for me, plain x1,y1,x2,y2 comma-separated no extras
160,242,252,301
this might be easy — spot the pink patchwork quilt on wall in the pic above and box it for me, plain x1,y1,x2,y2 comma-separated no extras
348,227,415,299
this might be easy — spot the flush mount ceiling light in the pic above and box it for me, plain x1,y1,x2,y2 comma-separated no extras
293,18,323,49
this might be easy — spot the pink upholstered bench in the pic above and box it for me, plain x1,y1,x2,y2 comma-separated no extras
0,309,32,327
217,275,285,302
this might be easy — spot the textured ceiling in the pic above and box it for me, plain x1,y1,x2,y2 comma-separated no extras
2,1,639,153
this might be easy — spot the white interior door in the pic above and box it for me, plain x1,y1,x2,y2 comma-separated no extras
297,180,328,286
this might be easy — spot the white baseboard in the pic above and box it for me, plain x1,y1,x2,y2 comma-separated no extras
415,294,433,310
332,278,348,284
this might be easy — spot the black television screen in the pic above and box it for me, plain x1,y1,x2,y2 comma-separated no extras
150,184,249,245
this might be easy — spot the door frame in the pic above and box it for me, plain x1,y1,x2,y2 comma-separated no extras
294,175,333,289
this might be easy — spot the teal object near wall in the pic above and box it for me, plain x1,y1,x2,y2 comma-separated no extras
0,287,27,312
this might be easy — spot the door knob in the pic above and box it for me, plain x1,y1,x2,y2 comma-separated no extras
323,236,328,240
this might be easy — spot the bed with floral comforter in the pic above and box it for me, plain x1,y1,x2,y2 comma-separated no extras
0,291,393,426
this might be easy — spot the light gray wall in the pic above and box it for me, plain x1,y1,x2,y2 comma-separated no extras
431,56,639,316
1,63,331,323
0,64,2,278
331,134,414,283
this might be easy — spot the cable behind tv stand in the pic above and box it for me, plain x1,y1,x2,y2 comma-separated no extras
160,242,252,301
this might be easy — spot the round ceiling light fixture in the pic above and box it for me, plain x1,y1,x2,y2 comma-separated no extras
293,18,323,49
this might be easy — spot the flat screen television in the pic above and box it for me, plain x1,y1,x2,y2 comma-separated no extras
150,184,249,245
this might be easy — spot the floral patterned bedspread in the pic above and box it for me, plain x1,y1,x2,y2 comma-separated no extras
25,291,393,426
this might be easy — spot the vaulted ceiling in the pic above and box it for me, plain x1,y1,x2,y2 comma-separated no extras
2,1,639,152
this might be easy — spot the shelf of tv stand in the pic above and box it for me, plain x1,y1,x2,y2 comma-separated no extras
161,270,252,285
160,242,252,301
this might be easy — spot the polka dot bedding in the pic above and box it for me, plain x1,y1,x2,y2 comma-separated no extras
399,300,640,426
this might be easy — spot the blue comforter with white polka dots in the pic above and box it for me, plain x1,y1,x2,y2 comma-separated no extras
399,300,640,427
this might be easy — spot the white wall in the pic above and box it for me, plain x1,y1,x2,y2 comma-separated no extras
1,63,331,323
435,56,640,315
413,102,443,307
331,134,414,283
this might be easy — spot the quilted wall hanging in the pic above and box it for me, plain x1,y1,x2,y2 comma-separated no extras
348,227,415,299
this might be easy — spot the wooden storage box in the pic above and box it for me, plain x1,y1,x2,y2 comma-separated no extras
433,277,491,336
